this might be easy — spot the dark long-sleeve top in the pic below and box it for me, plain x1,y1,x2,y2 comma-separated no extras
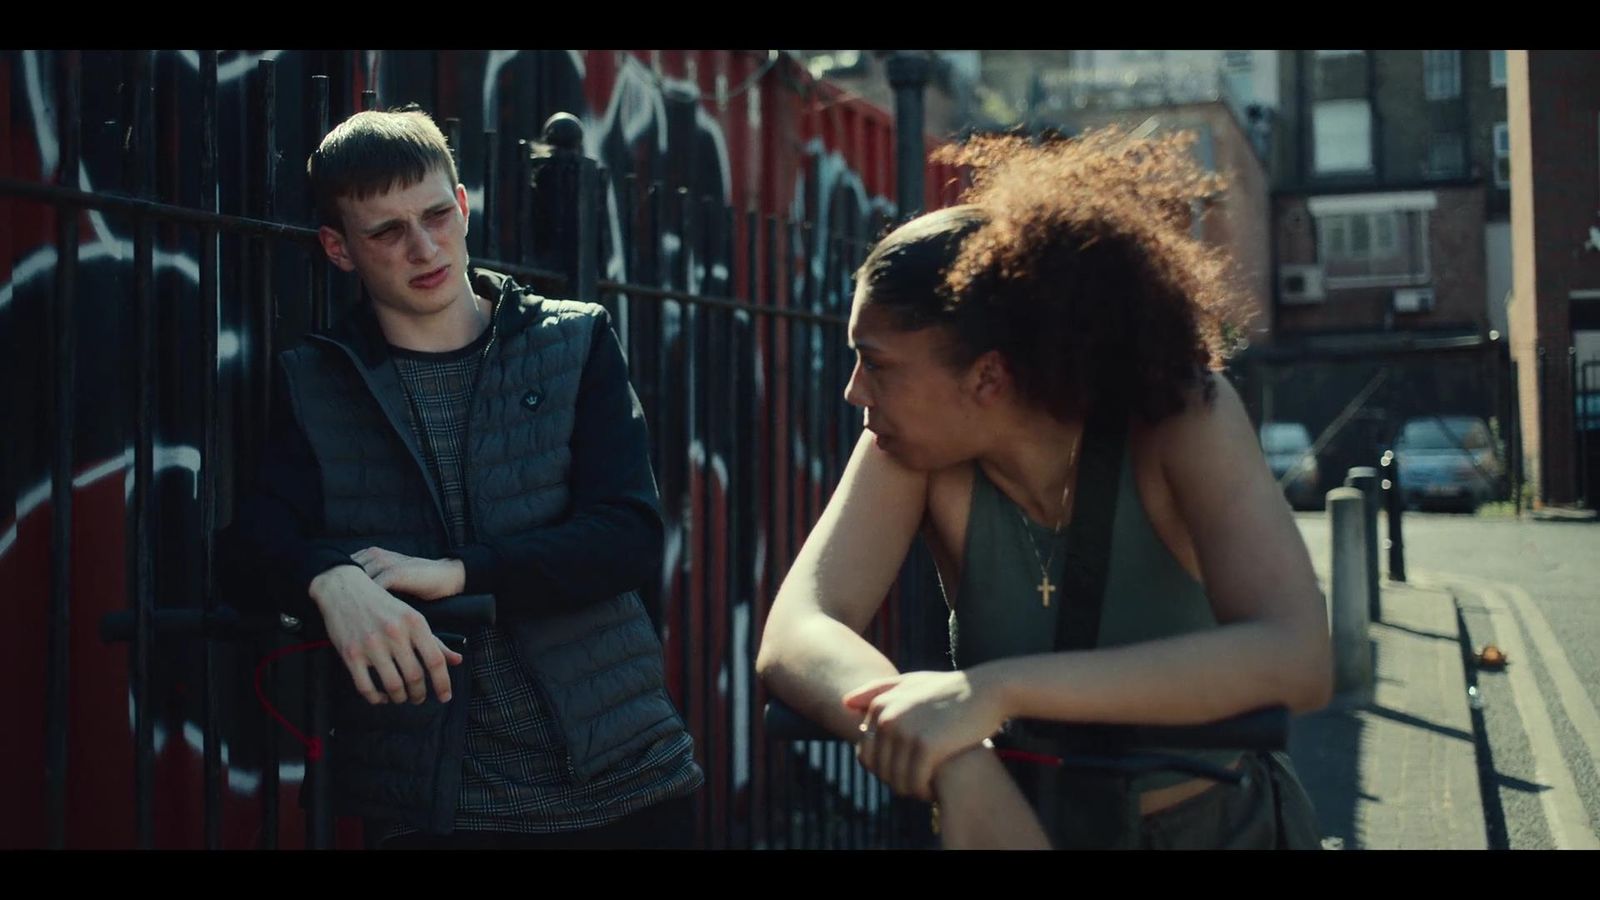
226,313,663,622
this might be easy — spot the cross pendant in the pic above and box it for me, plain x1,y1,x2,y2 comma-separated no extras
1037,574,1055,608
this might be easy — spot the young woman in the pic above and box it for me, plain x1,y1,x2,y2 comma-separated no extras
755,128,1328,849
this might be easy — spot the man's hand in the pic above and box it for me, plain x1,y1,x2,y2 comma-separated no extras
309,564,464,705
351,546,466,602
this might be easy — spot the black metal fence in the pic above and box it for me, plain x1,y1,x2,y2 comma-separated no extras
4,50,944,849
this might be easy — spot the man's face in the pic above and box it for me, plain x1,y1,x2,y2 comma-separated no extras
319,167,472,322
844,285,987,472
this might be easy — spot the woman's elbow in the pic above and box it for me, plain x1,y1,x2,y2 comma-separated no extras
1290,632,1335,713
754,643,779,683
754,608,788,683
1294,670,1334,714
755,597,818,686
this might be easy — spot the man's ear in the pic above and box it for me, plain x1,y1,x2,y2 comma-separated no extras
318,224,357,273
455,182,470,235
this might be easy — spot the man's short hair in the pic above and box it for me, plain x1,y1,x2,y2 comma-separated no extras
307,105,459,231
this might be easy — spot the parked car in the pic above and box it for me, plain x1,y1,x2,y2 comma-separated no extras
1260,421,1321,510
1391,415,1504,513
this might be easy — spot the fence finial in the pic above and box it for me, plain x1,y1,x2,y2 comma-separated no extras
542,112,583,151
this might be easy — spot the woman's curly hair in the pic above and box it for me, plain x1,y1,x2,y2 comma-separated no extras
856,126,1243,424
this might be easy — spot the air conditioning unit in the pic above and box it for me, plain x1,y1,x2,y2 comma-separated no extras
1393,287,1435,313
1279,265,1326,304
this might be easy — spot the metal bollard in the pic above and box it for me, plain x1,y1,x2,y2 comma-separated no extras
1345,466,1382,621
1380,450,1406,582
1328,487,1374,696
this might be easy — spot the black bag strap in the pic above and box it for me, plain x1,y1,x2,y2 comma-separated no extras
1015,402,1128,753
995,404,1137,848
1053,402,1128,654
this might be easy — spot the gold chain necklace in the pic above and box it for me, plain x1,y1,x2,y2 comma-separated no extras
1015,430,1083,608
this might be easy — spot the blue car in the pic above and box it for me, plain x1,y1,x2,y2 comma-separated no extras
1260,421,1322,510
1392,416,1504,513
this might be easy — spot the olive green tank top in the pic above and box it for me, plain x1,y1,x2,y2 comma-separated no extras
946,434,1237,791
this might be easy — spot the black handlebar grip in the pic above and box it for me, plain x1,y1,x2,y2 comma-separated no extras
764,697,1289,753
763,698,838,742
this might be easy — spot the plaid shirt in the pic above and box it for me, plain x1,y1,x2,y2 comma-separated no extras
382,333,699,840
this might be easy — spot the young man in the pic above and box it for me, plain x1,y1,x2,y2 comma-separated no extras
230,107,702,848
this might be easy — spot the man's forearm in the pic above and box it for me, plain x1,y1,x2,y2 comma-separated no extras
308,563,369,614
458,499,660,614
462,315,665,615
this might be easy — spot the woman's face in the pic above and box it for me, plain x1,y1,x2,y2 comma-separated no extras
844,285,989,472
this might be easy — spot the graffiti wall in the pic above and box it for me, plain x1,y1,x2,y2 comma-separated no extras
1,48,963,848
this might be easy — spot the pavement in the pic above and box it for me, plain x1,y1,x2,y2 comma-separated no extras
1289,576,1489,849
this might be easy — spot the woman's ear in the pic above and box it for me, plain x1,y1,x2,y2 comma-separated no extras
968,349,1012,406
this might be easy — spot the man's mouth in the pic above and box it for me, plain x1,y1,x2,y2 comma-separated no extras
410,265,449,289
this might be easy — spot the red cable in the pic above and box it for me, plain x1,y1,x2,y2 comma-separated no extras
995,748,1064,767
253,640,333,761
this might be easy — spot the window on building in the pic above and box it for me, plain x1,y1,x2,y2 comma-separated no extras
1313,99,1373,173
1324,217,1348,257
1349,215,1371,256
1490,50,1507,87
1494,122,1511,189
1428,132,1466,177
1222,49,1253,70
1374,212,1398,253
1424,50,1462,100
1314,49,1366,96
1316,210,1430,283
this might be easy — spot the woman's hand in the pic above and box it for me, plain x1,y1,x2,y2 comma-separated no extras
932,746,1052,850
843,669,1009,801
